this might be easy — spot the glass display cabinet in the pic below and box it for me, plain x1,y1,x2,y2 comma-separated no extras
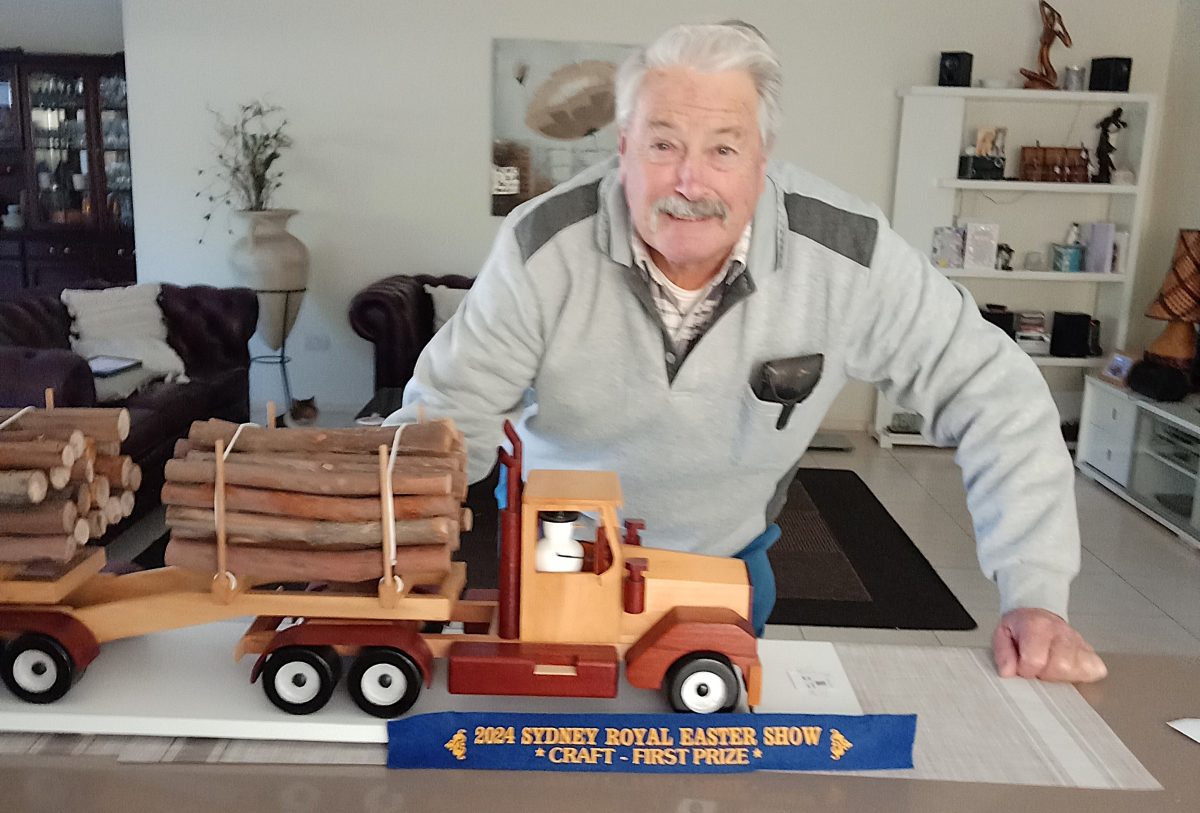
99,71,132,230
0,50,135,297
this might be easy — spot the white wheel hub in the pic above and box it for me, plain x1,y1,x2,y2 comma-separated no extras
679,670,728,714
361,662,407,707
274,660,322,705
12,649,58,694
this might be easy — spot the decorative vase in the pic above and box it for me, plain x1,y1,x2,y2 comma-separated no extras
229,209,309,351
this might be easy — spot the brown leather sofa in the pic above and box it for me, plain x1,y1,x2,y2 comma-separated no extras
0,284,258,535
349,273,473,390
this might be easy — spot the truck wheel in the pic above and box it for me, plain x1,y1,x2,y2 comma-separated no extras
666,654,739,714
313,645,343,686
1,633,76,704
348,648,421,718
262,647,338,715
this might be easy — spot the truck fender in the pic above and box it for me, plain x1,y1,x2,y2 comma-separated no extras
624,607,761,705
0,609,101,671
250,621,433,687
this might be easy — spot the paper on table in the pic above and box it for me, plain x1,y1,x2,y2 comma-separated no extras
830,644,1160,790
1169,719,1200,744
753,639,863,715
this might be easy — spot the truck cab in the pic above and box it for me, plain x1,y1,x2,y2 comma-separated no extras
465,422,762,713
517,469,628,644
516,469,753,650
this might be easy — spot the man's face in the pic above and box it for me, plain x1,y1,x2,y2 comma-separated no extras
619,66,767,284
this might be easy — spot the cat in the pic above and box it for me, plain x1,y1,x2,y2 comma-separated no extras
288,396,320,426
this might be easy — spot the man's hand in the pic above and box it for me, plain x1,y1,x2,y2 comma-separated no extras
992,608,1107,683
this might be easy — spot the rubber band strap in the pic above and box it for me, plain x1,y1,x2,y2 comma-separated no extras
382,423,410,567
223,421,255,459
0,406,35,432
213,422,260,592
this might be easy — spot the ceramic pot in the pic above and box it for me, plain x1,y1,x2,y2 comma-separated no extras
229,209,309,351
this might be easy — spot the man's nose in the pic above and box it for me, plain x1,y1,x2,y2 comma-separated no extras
674,152,709,199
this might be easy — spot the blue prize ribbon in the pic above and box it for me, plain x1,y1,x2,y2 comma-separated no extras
388,712,916,773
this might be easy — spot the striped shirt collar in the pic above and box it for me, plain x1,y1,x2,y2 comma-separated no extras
629,225,752,362
630,224,753,288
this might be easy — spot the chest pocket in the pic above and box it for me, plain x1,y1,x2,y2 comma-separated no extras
734,354,825,467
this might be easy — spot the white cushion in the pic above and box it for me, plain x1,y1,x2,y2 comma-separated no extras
61,284,188,402
61,284,169,341
423,284,470,331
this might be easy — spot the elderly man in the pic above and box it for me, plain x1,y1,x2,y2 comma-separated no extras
387,22,1106,683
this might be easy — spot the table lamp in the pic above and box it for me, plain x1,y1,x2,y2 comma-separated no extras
1144,229,1200,370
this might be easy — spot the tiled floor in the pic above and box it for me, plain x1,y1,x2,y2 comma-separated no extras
765,432,1200,658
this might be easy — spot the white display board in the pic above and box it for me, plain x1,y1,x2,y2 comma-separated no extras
0,621,694,742
0,625,855,742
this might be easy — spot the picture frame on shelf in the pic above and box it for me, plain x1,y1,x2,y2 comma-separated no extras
931,225,965,268
963,222,1000,269
1099,350,1135,386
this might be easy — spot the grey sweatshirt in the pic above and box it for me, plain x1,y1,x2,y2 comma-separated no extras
385,157,1081,618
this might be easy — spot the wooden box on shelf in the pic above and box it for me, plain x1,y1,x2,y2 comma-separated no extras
1019,145,1089,183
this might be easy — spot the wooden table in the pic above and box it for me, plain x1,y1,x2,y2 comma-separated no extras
0,651,1197,812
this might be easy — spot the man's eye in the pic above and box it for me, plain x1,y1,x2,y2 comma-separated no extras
651,142,672,151
715,146,736,157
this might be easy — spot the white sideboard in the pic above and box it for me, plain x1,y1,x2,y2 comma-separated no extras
1077,375,1200,550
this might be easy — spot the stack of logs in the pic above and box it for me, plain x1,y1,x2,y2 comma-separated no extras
162,418,471,585
0,407,140,564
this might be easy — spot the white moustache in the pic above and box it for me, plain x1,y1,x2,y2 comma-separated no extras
650,196,728,231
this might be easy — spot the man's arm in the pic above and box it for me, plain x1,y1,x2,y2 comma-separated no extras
384,221,545,482
841,224,1104,682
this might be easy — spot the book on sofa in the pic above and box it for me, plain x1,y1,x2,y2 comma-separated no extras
87,355,143,378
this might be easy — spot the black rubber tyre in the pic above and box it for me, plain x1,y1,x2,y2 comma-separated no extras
1,633,76,704
313,645,343,686
665,653,739,714
261,646,338,715
347,648,422,719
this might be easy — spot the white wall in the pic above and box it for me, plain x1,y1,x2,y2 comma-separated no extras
0,0,122,53
1134,0,1200,353
121,0,1181,424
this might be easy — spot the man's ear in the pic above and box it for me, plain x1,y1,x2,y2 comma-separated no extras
617,131,628,181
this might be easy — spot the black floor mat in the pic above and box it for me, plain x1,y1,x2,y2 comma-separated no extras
768,469,975,630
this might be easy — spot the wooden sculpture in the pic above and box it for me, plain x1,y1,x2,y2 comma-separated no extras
1020,1,1072,90
1093,107,1128,184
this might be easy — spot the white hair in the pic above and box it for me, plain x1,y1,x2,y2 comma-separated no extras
615,22,783,150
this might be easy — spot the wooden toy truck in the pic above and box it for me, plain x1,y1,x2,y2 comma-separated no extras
0,421,760,718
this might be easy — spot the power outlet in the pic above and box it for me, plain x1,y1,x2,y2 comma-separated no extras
304,333,332,352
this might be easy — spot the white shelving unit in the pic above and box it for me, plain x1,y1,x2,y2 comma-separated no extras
873,86,1159,449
